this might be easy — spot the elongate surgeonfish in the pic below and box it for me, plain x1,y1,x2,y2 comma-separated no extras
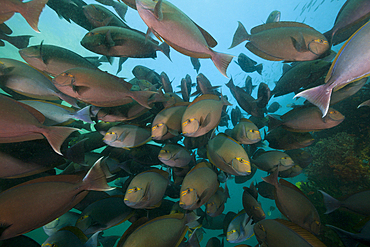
254,219,326,247
0,94,78,155
295,20,370,117
263,169,321,235
226,210,254,243
207,133,251,176
124,169,169,209
182,94,231,137
158,143,192,168
118,212,199,247
135,0,234,77
179,162,219,210
0,158,113,240
230,21,329,61
225,118,261,144
0,0,49,32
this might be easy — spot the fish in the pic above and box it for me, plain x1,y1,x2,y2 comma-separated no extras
207,133,251,176
0,23,32,49
0,58,78,107
103,124,151,149
192,73,221,97
0,0,49,32
279,164,304,178
294,20,370,117
81,26,170,60
242,182,266,223
272,60,331,97
179,162,219,210
52,67,157,108
96,0,128,21
43,211,81,236
158,143,192,168
225,118,261,144
263,169,321,235
118,212,199,247
265,126,315,150
205,237,222,247
230,106,242,127
268,105,344,132
42,226,99,247
76,195,134,234
324,0,370,45
182,94,231,137
320,190,370,215
19,42,99,77
135,0,234,77
285,149,313,168
206,185,229,217
0,94,78,155
254,219,326,246
235,53,263,75
327,221,370,247
226,210,254,243
0,158,112,240
330,77,368,105
226,78,264,118
243,76,256,95
266,10,281,23
82,4,130,28
256,82,271,108
161,72,173,93
266,102,282,113
252,150,294,172
229,21,329,61
190,57,201,73
151,103,188,140
132,65,161,87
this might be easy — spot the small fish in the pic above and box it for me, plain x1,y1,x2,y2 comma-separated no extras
230,106,242,127
266,102,282,113
0,24,32,49
161,72,173,93
42,226,99,247
103,124,151,149
225,118,261,145
242,182,266,223
235,53,263,75
226,210,254,243
43,212,81,236
266,10,281,23
252,150,294,173
158,143,192,168
190,57,201,73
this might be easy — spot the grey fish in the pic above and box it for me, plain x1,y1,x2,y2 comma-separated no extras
266,10,281,23
320,190,370,215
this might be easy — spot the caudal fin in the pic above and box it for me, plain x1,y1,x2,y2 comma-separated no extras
19,0,49,32
83,157,114,191
229,21,251,49
319,190,341,214
42,126,79,155
256,63,263,75
159,42,171,61
267,114,283,132
72,105,94,123
7,35,32,49
261,168,279,189
326,225,358,247
211,51,234,78
294,84,332,117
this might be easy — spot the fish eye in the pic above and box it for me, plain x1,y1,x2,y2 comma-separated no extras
79,215,88,221
227,229,237,235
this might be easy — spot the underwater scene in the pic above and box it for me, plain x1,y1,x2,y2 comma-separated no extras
1,0,370,246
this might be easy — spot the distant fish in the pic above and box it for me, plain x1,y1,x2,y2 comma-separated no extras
0,0,49,32
235,53,263,75
267,102,282,113
82,4,130,28
190,57,201,73
266,10,281,23
0,24,32,49
295,20,370,117
320,190,370,215
95,0,128,21
42,226,100,247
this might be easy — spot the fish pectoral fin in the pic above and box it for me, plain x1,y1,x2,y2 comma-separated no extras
105,30,115,48
153,0,163,20
73,85,89,95
200,113,211,127
0,223,12,237
291,33,308,52
118,131,129,142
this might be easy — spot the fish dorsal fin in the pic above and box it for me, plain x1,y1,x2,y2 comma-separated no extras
59,226,88,243
117,217,149,246
274,219,326,246
234,209,247,219
16,101,46,124
188,94,220,107
218,133,239,144
145,168,170,179
279,179,310,199
326,21,370,83
240,118,253,123
250,21,314,35
192,21,218,48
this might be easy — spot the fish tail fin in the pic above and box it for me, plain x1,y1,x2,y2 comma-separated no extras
130,90,157,109
83,157,114,191
256,63,263,75
294,84,332,117
319,190,341,214
229,21,250,49
326,225,358,247
323,30,333,47
42,126,79,155
159,42,171,61
267,114,283,132
7,35,32,49
72,106,94,123
211,51,234,78
262,168,279,188
185,212,200,228
19,0,49,32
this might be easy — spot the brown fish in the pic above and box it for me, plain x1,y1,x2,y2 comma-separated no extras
135,0,234,77
207,133,251,176
52,67,157,108
103,124,151,149
230,21,329,61
242,182,266,223
252,150,294,173
0,94,78,155
0,158,112,240
263,169,321,235
206,185,229,217
82,4,130,28
124,169,169,209
158,143,192,168
179,162,219,210
182,94,231,137
226,118,261,144
0,0,49,32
